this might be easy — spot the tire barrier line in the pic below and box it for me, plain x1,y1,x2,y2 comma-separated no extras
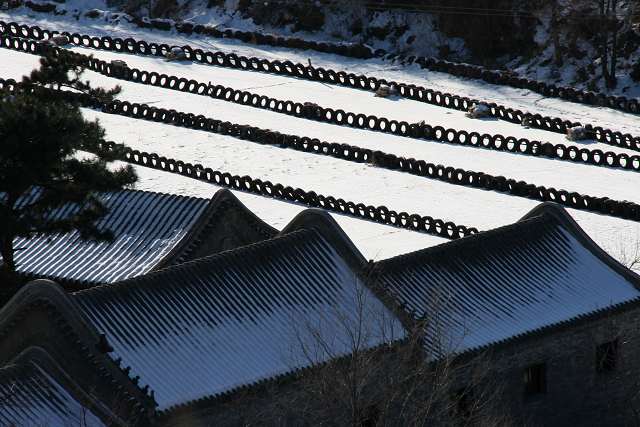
2,34,640,176
2,12,638,117
2,20,638,152
75,51,640,175
110,138,482,241
0,77,477,240
4,76,640,226
91,97,640,225
105,142,478,240
415,60,639,117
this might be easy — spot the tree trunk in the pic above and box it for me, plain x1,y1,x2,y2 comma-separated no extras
0,235,21,302
0,237,16,274
599,0,610,87
607,0,619,89
551,2,562,67
0,192,19,280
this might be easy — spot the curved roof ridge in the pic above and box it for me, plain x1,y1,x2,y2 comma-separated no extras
154,189,278,270
11,345,69,367
3,346,128,426
0,280,84,326
281,210,415,334
375,202,640,288
280,208,366,271
521,202,640,288
374,208,552,272
0,280,156,417
208,188,278,235
519,200,576,222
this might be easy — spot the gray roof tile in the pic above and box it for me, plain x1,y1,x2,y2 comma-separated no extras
374,204,640,355
73,229,404,411
10,190,207,288
0,349,107,427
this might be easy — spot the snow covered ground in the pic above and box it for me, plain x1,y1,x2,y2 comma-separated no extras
1,11,640,263
6,0,639,97
2,8,639,134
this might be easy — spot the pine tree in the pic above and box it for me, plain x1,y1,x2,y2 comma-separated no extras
0,52,137,296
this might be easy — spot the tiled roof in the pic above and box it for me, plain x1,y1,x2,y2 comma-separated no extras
6,188,277,289
4,199,640,420
374,203,640,355
10,189,208,288
0,348,108,427
73,229,404,412
0,281,156,423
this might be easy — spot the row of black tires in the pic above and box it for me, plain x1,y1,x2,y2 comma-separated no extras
5,19,640,158
4,25,640,234
2,13,638,116
84,54,640,173
2,32,640,175
3,77,639,227
93,100,640,225
3,20,640,149
20,1,376,58
2,20,639,150
112,141,479,240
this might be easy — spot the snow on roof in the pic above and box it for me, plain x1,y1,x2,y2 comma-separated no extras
73,229,405,411
374,204,640,355
0,350,106,427
10,189,209,288
2,201,639,414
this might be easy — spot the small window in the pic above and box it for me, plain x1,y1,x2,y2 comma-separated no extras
524,363,546,395
596,340,618,373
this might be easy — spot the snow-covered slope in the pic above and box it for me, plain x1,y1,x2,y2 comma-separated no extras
5,0,639,96
1,11,639,263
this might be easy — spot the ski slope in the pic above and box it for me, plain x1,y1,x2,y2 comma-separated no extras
1,12,640,262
